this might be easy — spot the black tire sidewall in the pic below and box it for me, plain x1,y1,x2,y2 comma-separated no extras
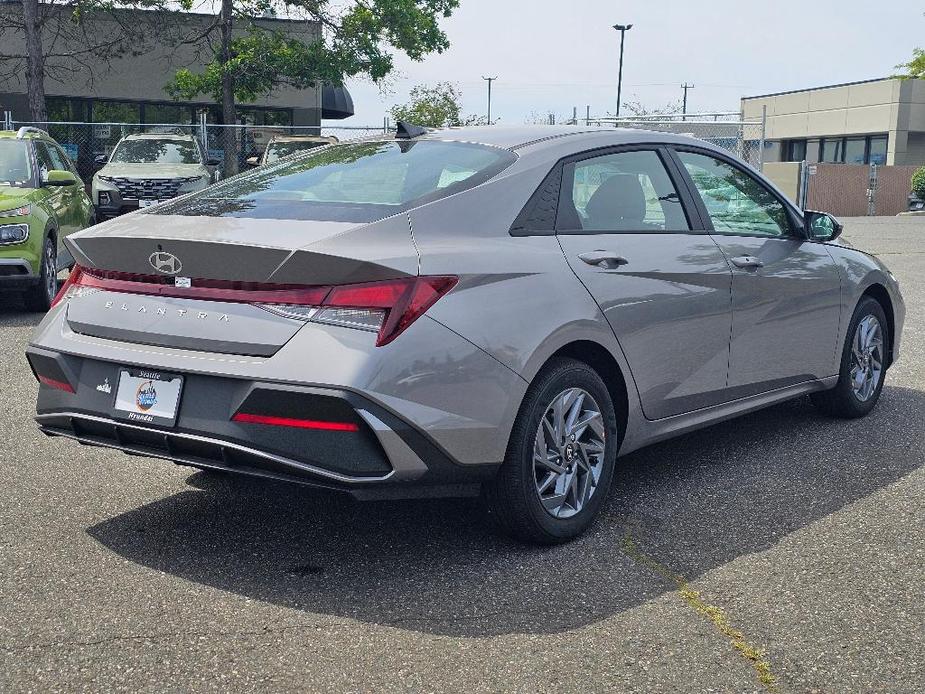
25,236,56,312
832,297,888,416
509,360,618,542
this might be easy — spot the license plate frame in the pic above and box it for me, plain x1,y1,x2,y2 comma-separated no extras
113,368,184,427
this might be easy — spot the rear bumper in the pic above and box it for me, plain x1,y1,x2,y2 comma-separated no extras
27,345,501,499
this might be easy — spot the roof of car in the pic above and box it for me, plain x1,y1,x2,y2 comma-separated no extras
122,132,196,140
416,125,706,151
0,128,56,142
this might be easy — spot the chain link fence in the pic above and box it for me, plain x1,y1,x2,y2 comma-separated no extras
3,117,389,181
585,112,766,170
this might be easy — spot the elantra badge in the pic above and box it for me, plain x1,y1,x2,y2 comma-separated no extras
149,251,182,275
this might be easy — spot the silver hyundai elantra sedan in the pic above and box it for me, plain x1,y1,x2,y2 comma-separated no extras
27,124,904,543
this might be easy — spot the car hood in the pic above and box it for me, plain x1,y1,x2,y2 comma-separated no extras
96,163,206,179
0,185,40,211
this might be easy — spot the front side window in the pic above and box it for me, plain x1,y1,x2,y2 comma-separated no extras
677,151,790,238
110,139,201,164
558,149,689,232
34,143,56,180
154,140,516,222
0,140,33,186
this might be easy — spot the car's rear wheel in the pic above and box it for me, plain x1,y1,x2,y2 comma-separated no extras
811,296,888,418
24,236,57,313
484,358,618,544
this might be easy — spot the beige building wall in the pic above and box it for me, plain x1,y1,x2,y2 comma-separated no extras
762,162,802,203
741,78,925,166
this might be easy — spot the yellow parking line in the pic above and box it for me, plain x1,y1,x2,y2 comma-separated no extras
622,535,778,692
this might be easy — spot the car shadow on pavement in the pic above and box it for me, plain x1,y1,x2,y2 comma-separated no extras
87,385,925,638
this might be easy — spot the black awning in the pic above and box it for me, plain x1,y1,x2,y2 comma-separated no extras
321,85,354,120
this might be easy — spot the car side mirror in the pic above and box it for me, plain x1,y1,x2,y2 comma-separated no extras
803,210,843,242
94,154,108,165
43,170,78,187
245,156,259,167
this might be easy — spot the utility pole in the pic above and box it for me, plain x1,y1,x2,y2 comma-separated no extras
681,83,695,120
613,24,633,118
482,76,497,125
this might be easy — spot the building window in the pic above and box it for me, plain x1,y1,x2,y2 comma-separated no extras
817,135,888,164
821,138,843,163
783,139,807,161
869,136,888,165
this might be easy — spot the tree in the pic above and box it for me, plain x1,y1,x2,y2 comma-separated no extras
390,82,484,128
618,97,683,118
167,1,460,174
896,47,925,78
0,1,181,122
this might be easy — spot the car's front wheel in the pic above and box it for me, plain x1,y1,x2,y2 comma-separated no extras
811,296,889,418
484,358,618,544
24,236,57,313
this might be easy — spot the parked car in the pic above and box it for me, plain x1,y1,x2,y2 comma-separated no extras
0,127,95,311
28,125,904,544
92,133,217,218
246,134,339,167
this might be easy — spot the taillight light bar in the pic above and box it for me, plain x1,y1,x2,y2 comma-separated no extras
232,412,360,432
57,266,458,346
37,374,75,393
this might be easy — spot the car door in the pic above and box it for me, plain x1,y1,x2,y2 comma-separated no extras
671,148,842,399
555,147,734,420
33,142,71,238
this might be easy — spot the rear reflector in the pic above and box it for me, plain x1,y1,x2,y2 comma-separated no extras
232,412,360,432
58,265,458,347
37,374,75,393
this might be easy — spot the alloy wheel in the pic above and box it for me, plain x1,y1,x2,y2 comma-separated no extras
850,315,883,402
44,241,57,303
533,388,606,519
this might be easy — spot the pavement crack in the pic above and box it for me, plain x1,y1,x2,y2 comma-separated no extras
622,534,779,693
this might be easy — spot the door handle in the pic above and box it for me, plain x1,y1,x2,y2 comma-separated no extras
730,255,764,269
578,250,629,269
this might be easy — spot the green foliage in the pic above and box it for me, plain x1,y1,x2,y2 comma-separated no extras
390,82,463,127
896,47,925,79
911,166,925,197
166,1,459,104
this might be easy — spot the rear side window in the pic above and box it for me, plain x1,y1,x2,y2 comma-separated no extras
155,140,516,222
557,150,690,232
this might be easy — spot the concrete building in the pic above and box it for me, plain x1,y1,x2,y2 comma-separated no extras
741,77,925,166
0,3,354,127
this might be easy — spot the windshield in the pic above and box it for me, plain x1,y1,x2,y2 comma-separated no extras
156,140,516,222
264,140,329,164
0,140,33,186
110,139,201,165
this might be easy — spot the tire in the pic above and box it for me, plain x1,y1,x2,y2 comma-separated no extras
810,296,888,419
24,235,58,313
484,358,619,544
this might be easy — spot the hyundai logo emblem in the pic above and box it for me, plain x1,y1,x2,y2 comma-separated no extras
149,251,182,275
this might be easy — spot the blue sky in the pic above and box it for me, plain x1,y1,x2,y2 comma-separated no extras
337,0,925,125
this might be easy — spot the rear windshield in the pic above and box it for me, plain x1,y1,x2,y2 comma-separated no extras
264,140,330,164
111,139,201,164
154,140,516,222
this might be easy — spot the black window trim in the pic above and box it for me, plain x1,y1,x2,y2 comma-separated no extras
665,144,807,241
509,143,710,237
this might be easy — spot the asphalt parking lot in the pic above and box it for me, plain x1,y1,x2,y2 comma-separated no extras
1,217,923,693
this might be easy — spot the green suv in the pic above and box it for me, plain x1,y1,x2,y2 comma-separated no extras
0,127,94,310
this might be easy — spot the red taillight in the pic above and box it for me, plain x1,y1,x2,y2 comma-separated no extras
57,265,457,346
50,265,84,308
232,412,359,432
323,276,458,346
37,374,75,393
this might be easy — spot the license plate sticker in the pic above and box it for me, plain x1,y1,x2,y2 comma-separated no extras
113,369,183,425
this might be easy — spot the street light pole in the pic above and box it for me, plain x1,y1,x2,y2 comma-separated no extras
482,76,497,125
613,23,633,118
